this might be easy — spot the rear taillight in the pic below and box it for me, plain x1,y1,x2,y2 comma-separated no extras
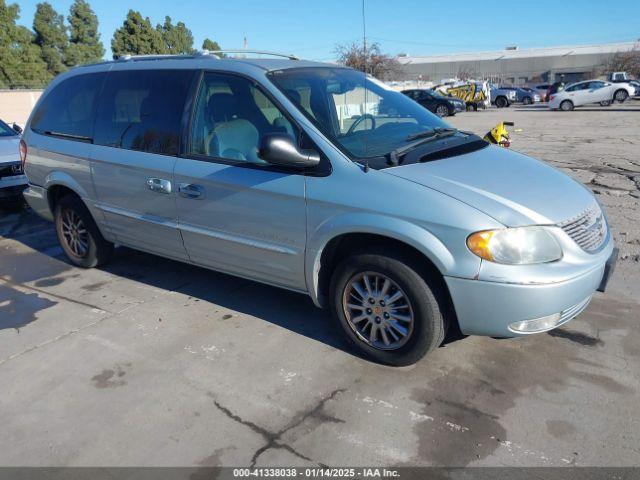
19,139,27,169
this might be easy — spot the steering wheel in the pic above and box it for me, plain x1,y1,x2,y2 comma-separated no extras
346,114,377,135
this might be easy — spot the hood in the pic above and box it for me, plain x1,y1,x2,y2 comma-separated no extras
0,136,20,165
385,145,595,227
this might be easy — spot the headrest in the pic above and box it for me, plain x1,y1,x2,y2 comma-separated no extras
207,93,239,123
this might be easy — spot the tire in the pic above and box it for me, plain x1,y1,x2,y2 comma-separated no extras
495,96,508,108
600,100,612,107
54,194,113,268
560,100,574,111
435,104,449,117
523,96,532,105
614,89,628,103
330,249,446,366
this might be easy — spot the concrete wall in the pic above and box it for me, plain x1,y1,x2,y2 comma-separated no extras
0,90,43,127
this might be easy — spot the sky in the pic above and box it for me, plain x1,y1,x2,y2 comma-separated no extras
14,0,640,61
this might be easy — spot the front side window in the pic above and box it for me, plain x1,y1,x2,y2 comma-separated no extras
588,81,605,89
31,73,104,140
189,72,296,164
93,69,194,155
268,67,450,159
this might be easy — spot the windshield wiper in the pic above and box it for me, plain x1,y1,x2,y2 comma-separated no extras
389,127,459,165
405,127,457,142
43,130,93,142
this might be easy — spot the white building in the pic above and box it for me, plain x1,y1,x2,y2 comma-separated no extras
397,41,638,85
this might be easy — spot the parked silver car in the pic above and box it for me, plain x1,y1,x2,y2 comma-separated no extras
22,53,617,365
0,119,27,202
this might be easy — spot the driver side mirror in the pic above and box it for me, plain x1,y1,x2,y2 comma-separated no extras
258,134,320,169
12,123,23,135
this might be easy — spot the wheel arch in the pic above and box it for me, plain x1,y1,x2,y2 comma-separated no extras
306,216,456,309
613,88,628,101
44,173,111,241
44,172,91,213
309,229,461,336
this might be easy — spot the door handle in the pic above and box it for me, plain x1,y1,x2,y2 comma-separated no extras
146,177,172,194
178,183,204,199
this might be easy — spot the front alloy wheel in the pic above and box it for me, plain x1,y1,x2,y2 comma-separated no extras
435,104,449,117
342,271,414,350
330,250,446,366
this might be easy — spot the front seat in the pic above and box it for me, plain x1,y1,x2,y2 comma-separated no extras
206,93,260,162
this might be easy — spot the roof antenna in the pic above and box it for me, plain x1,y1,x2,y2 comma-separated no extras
362,0,370,173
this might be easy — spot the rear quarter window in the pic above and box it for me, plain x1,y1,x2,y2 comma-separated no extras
93,69,194,156
30,73,104,140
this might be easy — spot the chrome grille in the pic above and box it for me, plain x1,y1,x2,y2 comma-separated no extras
558,204,607,252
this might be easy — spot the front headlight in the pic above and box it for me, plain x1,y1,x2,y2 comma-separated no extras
467,226,562,264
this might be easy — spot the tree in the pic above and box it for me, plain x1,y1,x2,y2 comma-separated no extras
33,2,68,76
334,41,401,81
157,16,194,54
111,10,166,57
0,0,50,88
602,44,640,79
202,38,221,52
66,0,105,65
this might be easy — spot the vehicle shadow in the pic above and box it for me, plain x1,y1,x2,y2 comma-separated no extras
1,207,464,361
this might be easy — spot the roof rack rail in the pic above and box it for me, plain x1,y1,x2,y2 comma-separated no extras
115,54,198,62
112,51,300,63
200,50,299,60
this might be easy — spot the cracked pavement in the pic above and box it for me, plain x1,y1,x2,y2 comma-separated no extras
1,102,639,467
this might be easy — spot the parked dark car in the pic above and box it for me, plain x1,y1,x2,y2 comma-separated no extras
401,89,466,117
512,87,541,104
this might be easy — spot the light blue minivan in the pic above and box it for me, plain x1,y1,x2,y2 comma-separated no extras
21,52,617,365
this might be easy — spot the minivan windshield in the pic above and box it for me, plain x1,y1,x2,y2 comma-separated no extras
268,67,481,165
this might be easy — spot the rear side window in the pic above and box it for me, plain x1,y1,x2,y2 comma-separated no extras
94,70,194,156
31,73,104,141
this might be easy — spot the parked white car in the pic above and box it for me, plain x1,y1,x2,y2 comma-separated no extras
549,80,635,111
0,119,27,203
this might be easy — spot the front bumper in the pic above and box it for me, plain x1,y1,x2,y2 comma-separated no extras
0,174,27,199
444,248,616,337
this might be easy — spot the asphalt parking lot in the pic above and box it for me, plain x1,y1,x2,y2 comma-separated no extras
1,102,639,468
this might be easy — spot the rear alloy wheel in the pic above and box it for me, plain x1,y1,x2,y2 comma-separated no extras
600,100,612,107
330,250,446,366
55,195,113,268
435,104,450,117
614,89,628,103
495,97,508,108
560,100,574,111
